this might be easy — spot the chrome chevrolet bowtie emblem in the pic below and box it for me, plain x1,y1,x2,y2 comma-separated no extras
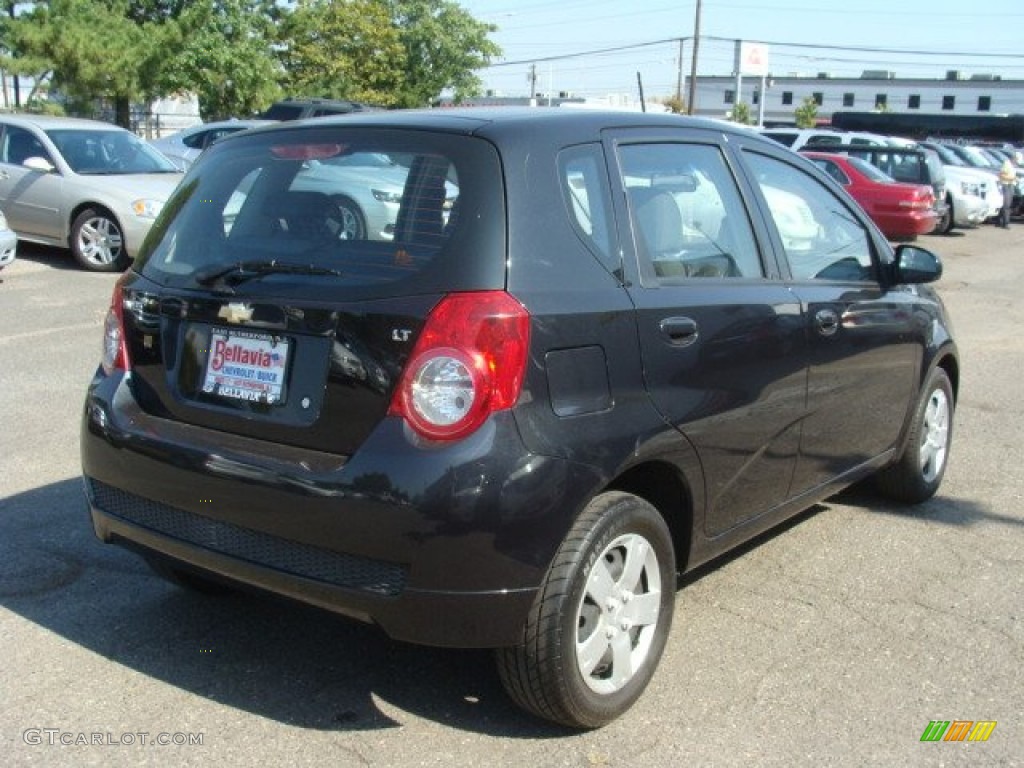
218,302,253,324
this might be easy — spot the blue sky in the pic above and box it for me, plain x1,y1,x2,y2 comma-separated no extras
457,0,1024,99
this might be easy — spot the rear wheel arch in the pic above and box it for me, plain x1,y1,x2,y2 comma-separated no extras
936,353,959,403
608,460,694,575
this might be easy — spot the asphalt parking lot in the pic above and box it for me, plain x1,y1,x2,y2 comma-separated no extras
2,227,1022,767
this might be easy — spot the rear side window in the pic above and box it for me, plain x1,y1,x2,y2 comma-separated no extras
619,142,764,281
136,127,506,299
558,144,617,274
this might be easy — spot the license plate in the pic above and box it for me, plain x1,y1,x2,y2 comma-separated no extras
201,328,290,404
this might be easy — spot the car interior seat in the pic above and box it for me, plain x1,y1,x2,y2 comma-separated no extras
630,187,685,273
265,191,340,241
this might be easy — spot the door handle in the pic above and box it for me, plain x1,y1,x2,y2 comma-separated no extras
659,316,699,347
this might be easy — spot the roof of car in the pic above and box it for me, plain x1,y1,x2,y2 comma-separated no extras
0,114,128,132
234,106,751,143
186,118,275,132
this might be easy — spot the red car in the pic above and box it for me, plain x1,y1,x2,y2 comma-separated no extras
802,151,937,239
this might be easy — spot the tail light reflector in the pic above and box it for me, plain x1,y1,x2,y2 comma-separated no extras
101,276,131,375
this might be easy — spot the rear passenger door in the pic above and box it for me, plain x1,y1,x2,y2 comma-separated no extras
735,143,921,495
608,128,807,538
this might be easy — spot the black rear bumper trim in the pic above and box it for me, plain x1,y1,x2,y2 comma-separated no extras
86,478,407,596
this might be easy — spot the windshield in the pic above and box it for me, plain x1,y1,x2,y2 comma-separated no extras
926,143,964,166
961,146,997,169
46,129,179,175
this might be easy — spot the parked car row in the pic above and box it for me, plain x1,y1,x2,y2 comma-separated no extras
760,126,1023,240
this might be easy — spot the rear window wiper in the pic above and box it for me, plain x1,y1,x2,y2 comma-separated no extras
194,260,343,290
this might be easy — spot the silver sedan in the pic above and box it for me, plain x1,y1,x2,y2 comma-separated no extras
0,115,183,271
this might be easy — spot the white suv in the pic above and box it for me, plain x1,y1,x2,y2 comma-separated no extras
760,128,888,151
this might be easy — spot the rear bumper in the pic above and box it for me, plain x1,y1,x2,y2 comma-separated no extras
81,370,596,648
875,210,937,238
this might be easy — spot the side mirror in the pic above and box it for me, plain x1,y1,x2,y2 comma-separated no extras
23,156,55,173
893,244,942,284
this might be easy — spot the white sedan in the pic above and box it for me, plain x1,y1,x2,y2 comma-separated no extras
149,119,274,170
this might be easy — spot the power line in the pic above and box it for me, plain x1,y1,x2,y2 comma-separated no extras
488,37,686,68
485,34,1024,71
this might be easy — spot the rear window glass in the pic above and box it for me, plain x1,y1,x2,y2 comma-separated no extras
136,126,506,299
261,104,305,120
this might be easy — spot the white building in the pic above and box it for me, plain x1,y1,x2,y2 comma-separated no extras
688,71,1024,126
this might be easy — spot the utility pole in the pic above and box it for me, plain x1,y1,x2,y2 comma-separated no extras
676,37,685,102
687,0,702,115
8,2,19,108
733,40,742,117
529,63,537,107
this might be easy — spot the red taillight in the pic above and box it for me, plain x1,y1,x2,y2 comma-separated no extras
389,291,530,441
101,276,131,375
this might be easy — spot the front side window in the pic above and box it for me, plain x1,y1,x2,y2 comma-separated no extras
744,152,875,282
619,143,764,281
1,125,53,166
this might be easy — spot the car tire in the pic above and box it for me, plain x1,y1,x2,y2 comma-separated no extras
941,196,956,234
144,556,232,595
876,367,953,503
331,195,366,240
496,491,675,729
71,207,129,271
935,203,952,236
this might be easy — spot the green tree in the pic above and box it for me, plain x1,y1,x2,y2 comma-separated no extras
280,0,405,105
12,0,178,126
660,95,686,114
794,96,818,128
731,101,752,125
0,1,52,108
385,0,501,107
165,0,282,120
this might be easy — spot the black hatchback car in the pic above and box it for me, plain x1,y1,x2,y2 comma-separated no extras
81,109,957,728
